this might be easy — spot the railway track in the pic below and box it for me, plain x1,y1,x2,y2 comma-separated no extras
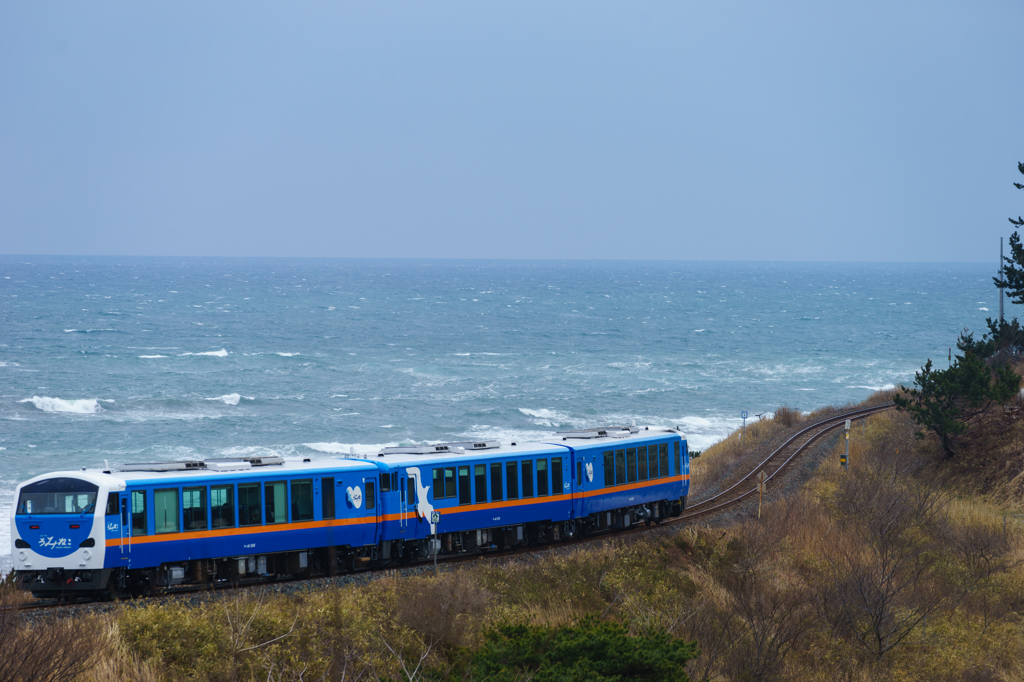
18,403,895,613
678,402,894,521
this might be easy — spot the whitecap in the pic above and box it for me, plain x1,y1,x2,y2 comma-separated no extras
18,396,104,414
207,393,252,406
180,349,228,357
380,424,396,428
979,307,989,311
846,384,896,391
275,352,300,357
139,355,167,359
304,441,396,455
0,362,19,367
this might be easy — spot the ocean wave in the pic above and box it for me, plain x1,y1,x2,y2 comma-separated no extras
180,349,229,357
0,362,18,367
304,442,397,455
139,355,167,359
846,384,896,391
18,396,104,414
275,352,300,357
206,393,254,406
517,408,588,429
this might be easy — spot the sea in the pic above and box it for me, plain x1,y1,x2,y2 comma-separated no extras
0,256,1002,571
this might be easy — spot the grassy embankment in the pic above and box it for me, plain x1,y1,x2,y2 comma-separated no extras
6,393,1024,681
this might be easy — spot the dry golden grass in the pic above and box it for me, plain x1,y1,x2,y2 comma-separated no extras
23,388,1024,682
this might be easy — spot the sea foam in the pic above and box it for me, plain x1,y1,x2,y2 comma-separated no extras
19,396,104,414
207,393,253,406
180,349,229,357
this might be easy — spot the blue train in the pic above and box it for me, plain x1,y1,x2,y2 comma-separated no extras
10,426,688,599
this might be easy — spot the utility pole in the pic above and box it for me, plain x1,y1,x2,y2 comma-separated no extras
1000,237,1005,322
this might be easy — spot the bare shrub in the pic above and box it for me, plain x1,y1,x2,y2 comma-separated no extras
395,569,491,652
0,583,101,682
772,405,801,428
819,474,971,661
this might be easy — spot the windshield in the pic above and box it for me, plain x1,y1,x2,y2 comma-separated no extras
17,477,99,515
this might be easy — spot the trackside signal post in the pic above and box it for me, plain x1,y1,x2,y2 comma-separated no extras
756,470,767,519
741,411,748,445
431,511,440,576
842,419,851,470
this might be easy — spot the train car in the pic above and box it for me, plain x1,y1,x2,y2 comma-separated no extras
11,455,384,599
555,425,689,532
10,426,689,600
374,439,576,555
372,425,688,557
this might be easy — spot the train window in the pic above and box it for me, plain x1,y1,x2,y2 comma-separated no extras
490,462,503,502
238,483,262,526
433,468,445,499
408,476,416,506
211,485,235,528
475,464,487,503
522,460,534,498
322,478,336,520
292,480,314,522
615,450,626,487
265,482,287,524
626,448,638,484
458,466,471,505
577,461,582,486
445,467,457,499
365,481,376,510
154,489,180,534
380,473,392,492
183,487,208,531
659,443,670,478
17,477,99,515
131,490,147,536
674,442,681,476
638,446,649,482
105,492,119,516
651,445,662,479
603,451,614,488
552,457,563,494
392,472,398,491
536,459,549,496
506,461,519,500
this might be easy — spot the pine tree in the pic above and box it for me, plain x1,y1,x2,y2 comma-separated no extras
993,162,1024,303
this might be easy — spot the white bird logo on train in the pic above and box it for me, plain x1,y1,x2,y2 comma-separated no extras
346,486,363,509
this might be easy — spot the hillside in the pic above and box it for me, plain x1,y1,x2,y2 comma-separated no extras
5,393,1024,681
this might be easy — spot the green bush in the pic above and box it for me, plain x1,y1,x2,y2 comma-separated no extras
471,616,698,682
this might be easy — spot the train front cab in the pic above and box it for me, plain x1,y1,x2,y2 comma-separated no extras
11,472,118,600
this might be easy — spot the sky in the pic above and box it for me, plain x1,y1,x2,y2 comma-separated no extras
1,2,1022,261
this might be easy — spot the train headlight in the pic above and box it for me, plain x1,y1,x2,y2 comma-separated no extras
17,552,26,562
82,550,91,561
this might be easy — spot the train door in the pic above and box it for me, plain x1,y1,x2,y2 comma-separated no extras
119,494,130,561
571,447,591,521
362,477,380,547
399,471,407,532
